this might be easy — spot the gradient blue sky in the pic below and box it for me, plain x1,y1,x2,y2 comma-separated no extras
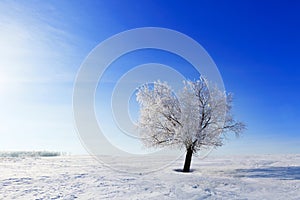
0,0,299,155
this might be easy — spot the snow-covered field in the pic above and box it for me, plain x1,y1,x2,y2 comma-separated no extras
1,154,300,199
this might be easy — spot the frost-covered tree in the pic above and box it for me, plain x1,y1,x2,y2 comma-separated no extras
136,76,245,172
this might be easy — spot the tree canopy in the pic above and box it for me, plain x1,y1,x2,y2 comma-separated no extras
136,77,245,172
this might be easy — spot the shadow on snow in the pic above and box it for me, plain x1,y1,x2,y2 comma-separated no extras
173,168,196,173
234,166,300,180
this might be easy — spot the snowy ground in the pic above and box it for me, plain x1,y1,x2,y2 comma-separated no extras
0,154,300,199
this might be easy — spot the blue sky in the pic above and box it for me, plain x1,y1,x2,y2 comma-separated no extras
0,0,299,155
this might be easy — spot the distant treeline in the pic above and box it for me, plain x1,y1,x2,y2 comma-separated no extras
0,151,66,157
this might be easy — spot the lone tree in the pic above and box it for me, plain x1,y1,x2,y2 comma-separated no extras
136,76,245,172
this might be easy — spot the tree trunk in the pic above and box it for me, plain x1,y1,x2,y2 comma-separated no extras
183,146,193,172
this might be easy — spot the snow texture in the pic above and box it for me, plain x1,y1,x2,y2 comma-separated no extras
1,154,299,199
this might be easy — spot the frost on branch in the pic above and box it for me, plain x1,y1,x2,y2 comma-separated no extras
136,77,245,154
136,81,182,148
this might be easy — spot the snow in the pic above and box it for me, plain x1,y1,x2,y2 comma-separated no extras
1,154,300,199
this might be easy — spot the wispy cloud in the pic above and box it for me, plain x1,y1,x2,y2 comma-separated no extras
0,1,79,86
0,1,85,153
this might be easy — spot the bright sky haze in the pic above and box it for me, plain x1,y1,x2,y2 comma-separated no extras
0,0,299,155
